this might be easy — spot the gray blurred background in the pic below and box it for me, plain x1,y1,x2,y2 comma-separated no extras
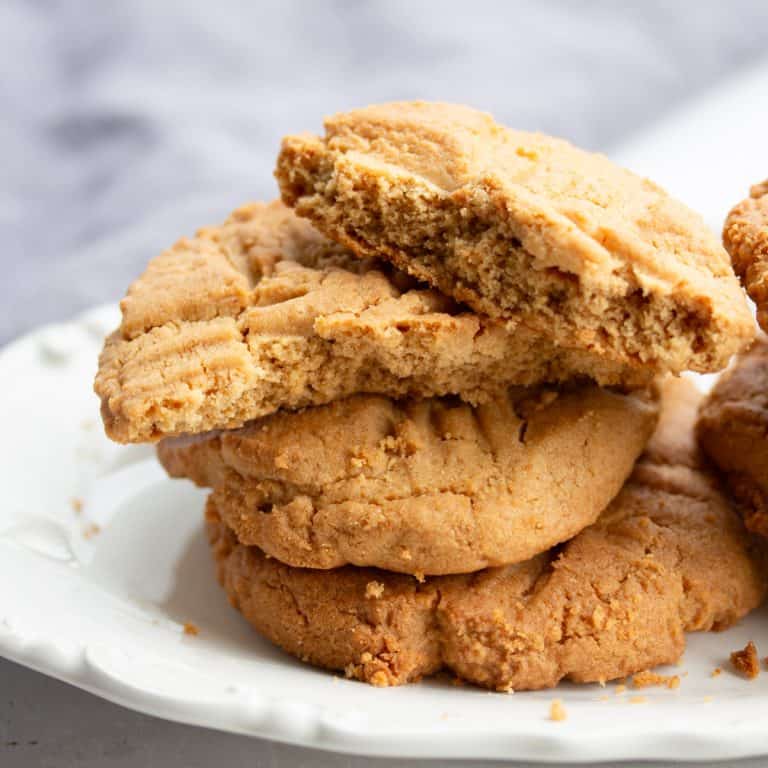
3,0,768,347
2,2,768,766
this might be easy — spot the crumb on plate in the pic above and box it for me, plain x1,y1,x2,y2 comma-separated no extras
731,641,760,679
82,522,100,539
549,699,567,722
631,670,680,690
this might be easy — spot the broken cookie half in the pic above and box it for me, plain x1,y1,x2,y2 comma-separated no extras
95,200,650,443
276,101,754,376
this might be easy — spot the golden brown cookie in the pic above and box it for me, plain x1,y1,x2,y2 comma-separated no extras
276,101,754,375
697,337,768,538
161,382,658,575
207,380,766,690
723,181,768,332
95,200,649,443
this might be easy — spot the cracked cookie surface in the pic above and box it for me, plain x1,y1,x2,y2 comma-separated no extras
723,180,768,332
161,382,658,575
276,101,753,375
207,379,766,690
95,200,649,443
698,337,768,539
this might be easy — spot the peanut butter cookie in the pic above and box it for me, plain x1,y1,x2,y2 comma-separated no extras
723,180,768,332
276,101,753,375
208,380,766,689
96,200,648,443
161,382,658,575
698,337,768,538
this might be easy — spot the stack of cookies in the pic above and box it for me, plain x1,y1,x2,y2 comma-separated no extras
95,103,767,691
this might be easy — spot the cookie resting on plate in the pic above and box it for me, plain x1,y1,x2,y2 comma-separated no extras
205,379,767,690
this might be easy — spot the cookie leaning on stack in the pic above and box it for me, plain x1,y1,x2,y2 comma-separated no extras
723,180,768,333
94,101,762,691
698,338,768,539
698,181,768,540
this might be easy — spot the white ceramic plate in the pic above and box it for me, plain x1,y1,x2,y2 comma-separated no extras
0,303,767,762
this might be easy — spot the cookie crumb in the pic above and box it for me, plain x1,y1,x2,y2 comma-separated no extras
631,671,680,690
413,571,425,583
365,581,385,599
549,699,567,722
703,695,714,703
369,670,391,687
82,522,100,539
70,497,83,514
711,667,722,678
731,641,760,679
183,622,199,636
615,684,626,695
629,695,647,704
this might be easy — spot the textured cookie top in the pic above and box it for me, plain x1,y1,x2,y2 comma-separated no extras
277,101,754,374
723,181,768,331
160,382,658,574
698,337,768,538
209,380,766,690
95,200,648,443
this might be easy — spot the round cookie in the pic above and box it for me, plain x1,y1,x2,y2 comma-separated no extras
698,337,768,538
723,180,768,332
161,382,659,575
208,381,767,690
96,200,650,444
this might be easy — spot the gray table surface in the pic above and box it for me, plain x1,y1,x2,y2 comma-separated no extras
3,2,768,765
